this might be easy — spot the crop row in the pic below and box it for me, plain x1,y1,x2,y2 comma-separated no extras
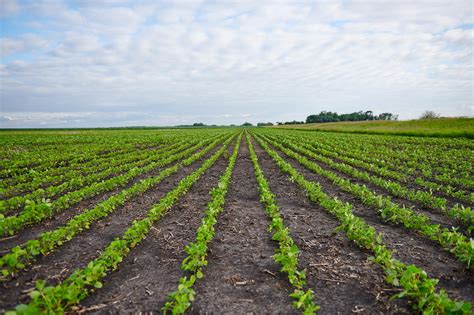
286,130,473,191
0,134,235,278
1,128,471,314
0,141,180,199
320,130,473,172
253,133,472,314
0,145,139,191
258,133,474,268
246,134,318,314
162,133,242,313
1,140,142,179
6,133,240,314
0,130,221,179
1,130,226,189
282,133,473,204
163,133,319,314
264,133,473,229
0,141,190,211
0,133,229,236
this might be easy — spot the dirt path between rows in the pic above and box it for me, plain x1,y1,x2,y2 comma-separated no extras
191,136,297,314
0,144,163,202
2,134,471,314
0,143,212,251
252,137,412,314
0,143,224,311
264,140,474,304
78,143,234,313
305,142,472,208
298,147,472,235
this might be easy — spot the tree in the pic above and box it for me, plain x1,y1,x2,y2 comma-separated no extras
306,115,318,123
306,110,397,123
419,111,439,119
257,122,274,127
364,110,374,120
378,113,398,120
242,122,253,126
284,120,304,125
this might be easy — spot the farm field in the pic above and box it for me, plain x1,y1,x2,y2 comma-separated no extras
0,128,473,314
275,117,474,138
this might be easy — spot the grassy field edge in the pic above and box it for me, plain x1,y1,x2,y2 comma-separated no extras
273,118,474,138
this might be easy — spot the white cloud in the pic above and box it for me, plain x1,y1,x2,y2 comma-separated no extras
0,1,473,127
0,0,19,17
0,34,49,57
0,111,263,128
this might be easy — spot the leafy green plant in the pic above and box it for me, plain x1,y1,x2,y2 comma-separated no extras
247,133,319,314
163,132,242,314
7,132,241,314
0,135,233,278
260,134,474,268
0,135,229,237
252,132,472,314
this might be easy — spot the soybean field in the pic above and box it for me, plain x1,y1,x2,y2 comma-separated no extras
0,128,473,314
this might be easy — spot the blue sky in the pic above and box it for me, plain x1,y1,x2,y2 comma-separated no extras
0,0,473,128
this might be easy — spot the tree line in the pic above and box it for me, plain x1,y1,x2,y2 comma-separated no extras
305,110,397,123
191,110,399,127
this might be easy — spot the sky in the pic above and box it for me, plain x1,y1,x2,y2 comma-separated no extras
0,0,473,128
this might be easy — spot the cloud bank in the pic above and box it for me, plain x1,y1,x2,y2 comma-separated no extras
1,0,473,127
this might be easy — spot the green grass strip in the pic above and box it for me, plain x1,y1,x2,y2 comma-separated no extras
162,132,242,314
7,132,240,315
247,133,319,314
253,133,472,314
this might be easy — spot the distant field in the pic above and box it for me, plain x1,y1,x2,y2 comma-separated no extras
0,128,473,314
274,117,474,138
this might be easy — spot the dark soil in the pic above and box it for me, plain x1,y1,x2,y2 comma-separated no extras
0,144,213,252
264,140,474,304
0,143,224,312
1,133,472,314
0,148,143,196
281,141,472,235
77,143,234,314
0,145,181,216
190,137,297,314
312,154,472,236
252,138,412,314
311,146,473,208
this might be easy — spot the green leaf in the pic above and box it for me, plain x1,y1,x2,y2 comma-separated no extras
196,270,203,279
29,291,41,299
